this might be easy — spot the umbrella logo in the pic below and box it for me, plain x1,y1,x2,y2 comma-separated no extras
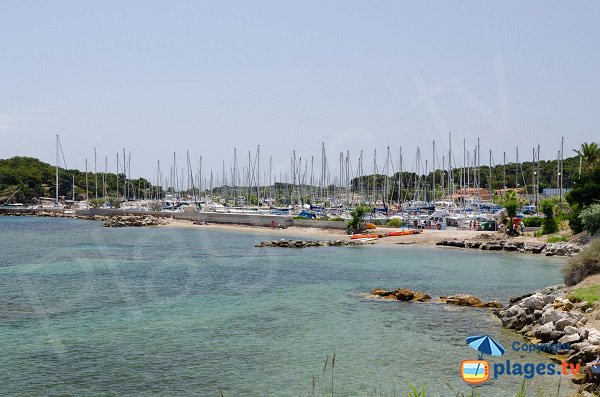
460,335,506,384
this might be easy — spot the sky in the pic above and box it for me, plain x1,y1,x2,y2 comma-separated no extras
0,1,598,181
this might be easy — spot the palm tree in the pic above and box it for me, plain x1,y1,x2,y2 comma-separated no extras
574,142,600,170
502,191,519,236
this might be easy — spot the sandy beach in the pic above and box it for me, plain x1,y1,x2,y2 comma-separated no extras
160,218,540,246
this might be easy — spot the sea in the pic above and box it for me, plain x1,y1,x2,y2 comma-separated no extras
0,216,577,396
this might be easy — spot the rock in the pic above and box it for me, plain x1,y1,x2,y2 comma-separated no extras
553,297,574,311
503,243,518,251
559,333,581,344
535,322,556,342
442,294,482,307
394,288,416,301
371,288,392,297
555,316,578,332
564,326,580,335
412,292,431,302
570,341,598,363
464,241,481,249
587,329,600,345
370,288,430,302
481,242,503,250
479,301,503,309
522,293,554,311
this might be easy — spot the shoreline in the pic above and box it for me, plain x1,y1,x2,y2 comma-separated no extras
1,209,571,252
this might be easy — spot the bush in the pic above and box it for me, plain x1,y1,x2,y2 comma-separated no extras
540,198,558,235
386,218,403,227
563,239,600,286
347,205,372,231
580,203,600,236
373,219,382,226
521,217,543,227
329,217,344,222
569,205,584,233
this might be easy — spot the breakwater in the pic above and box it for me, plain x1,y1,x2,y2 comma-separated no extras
0,207,348,229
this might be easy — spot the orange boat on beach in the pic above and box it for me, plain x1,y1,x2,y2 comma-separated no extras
386,229,422,237
350,233,380,240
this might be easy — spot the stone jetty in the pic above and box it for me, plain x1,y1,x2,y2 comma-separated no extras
436,238,582,256
102,215,165,227
255,239,375,248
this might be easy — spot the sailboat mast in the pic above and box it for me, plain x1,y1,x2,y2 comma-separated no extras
432,140,436,203
85,158,89,201
55,134,59,204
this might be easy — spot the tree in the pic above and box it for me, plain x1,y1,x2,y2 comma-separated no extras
347,205,371,233
567,164,600,233
574,142,600,170
501,191,519,235
580,204,600,236
539,198,558,235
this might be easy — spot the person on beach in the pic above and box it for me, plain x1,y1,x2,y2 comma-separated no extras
584,354,600,382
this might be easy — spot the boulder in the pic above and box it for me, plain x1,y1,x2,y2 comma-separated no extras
564,326,580,336
412,292,431,302
587,329,600,345
553,297,574,311
442,294,482,307
535,322,556,342
371,288,393,297
569,341,598,363
522,293,554,311
559,333,581,344
479,301,503,309
394,288,416,301
555,316,579,332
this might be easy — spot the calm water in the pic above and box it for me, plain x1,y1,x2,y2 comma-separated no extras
0,217,575,396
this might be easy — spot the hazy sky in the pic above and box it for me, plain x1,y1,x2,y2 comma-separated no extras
0,1,598,180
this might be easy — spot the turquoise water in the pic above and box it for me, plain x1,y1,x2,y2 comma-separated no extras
0,217,576,396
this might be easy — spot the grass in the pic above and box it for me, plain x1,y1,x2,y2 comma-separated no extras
568,284,600,305
546,234,570,243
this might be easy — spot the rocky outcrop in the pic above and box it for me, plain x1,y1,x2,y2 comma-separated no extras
103,215,165,227
497,286,600,375
370,289,501,308
370,288,431,302
255,239,374,248
436,239,581,256
439,294,503,308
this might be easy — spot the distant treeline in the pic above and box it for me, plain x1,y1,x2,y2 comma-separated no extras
0,157,157,204
0,154,585,204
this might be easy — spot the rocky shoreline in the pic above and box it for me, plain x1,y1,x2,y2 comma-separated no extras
436,236,582,256
2,211,166,227
497,286,600,389
255,239,375,248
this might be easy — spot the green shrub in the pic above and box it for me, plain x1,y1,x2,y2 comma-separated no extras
347,205,371,231
329,217,344,222
563,239,600,286
569,204,584,233
373,219,382,226
521,216,543,227
580,203,600,235
540,198,558,235
386,218,403,227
